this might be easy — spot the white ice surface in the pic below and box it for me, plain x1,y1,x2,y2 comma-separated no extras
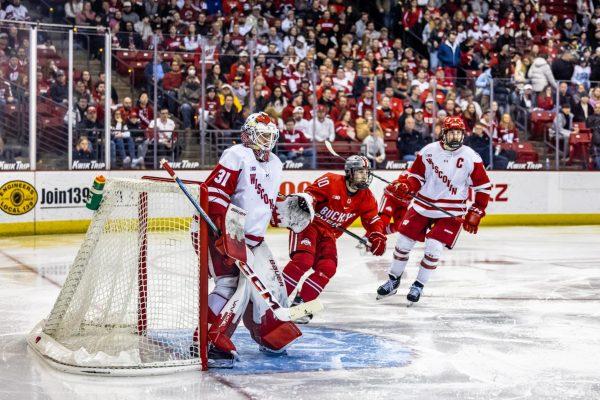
1,227,600,400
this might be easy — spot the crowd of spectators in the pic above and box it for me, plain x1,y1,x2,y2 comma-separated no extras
1,0,600,169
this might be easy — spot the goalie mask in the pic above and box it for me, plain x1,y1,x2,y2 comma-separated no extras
345,155,372,190
241,112,280,162
441,116,465,151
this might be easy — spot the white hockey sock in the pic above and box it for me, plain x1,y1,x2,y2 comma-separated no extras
389,234,416,278
416,239,444,285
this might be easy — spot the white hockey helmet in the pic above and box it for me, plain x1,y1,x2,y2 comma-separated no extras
241,112,279,162
345,155,372,190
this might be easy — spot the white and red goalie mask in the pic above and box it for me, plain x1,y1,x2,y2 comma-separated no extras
241,112,280,162
441,116,465,151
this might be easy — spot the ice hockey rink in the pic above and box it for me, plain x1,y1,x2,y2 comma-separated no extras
1,226,600,400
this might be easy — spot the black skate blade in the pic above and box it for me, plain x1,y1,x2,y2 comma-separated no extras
376,289,398,300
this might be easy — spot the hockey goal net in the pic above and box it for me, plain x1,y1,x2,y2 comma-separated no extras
28,176,209,375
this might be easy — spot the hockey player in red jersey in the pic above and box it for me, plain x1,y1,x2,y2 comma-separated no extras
283,155,387,323
376,116,492,304
191,112,312,367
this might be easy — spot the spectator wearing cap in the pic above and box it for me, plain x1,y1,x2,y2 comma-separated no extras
413,109,431,142
527,54,557,94
198,86,220,127
278,118,313,165
230,76,248,106
218,85,243,113
126,110,145,160
49,70,68,105
519,84,535,109
292,106,311,139
397,116,425,162
121,1,140,24
162,60,184,115
309,105,335,142
561,19,582,42
573,92,592,123
550,102,573,139
407,85,423,111
437,31,461,69
178,67,201,134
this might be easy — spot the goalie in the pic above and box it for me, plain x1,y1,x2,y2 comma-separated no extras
191,112,314,367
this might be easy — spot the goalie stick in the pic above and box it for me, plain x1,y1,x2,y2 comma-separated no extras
160,159,323,322
324,140,456,218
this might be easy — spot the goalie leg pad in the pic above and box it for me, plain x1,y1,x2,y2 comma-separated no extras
243,302,302,351
283,251,315,295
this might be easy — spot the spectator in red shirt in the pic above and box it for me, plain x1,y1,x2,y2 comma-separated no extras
376,96,399,138
497,113,519,143
163,25,184,51
162,60,183,114
134,92,154,130
536,85,555,110
278,118,313,164
402,0,422,32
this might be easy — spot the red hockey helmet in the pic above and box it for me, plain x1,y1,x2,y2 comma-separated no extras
441,116,465,150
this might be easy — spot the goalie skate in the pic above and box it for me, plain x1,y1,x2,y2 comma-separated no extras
376,274,402,300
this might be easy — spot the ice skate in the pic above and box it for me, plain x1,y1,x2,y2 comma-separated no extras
206,344,235,369
406,281,424,305
291,294,313,324
376,274,402,300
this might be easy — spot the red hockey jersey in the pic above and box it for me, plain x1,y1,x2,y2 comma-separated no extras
305,173,384,238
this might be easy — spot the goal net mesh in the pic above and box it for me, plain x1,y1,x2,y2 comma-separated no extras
29,177,207,374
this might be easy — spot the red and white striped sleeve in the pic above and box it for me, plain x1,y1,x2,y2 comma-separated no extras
406,154,426,192
470,161,492,210
204,148,242,225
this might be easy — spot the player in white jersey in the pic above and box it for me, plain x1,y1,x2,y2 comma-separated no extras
376,116,492,303
192,112,302,367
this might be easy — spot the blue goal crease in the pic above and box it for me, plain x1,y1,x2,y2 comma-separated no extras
213,326,413,375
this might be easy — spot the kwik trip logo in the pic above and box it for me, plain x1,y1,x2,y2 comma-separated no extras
0,180,38,215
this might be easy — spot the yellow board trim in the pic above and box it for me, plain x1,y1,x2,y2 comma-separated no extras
1,214,600,236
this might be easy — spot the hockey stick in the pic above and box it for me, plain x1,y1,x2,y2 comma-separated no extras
160,160,323,322
315,214,369,246
324,140,457,218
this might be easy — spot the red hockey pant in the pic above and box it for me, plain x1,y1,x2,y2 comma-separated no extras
282,224,338,302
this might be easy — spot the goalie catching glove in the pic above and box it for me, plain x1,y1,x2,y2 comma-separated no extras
271,193,315,233
463,206,485,234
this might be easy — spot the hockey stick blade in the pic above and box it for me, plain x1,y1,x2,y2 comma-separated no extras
324,140,344,160
288,299,324,321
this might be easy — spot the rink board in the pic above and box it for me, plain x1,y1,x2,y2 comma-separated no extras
1,170,600,235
